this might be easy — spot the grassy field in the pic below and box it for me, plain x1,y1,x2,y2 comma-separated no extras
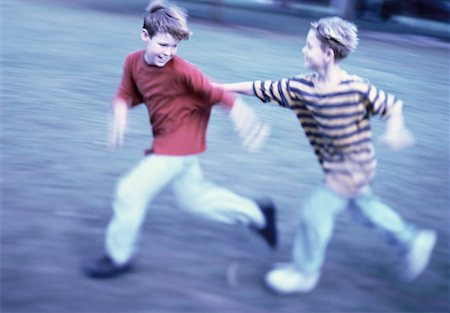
1,1,449,312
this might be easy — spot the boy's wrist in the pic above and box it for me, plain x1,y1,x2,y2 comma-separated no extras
221,90,236,110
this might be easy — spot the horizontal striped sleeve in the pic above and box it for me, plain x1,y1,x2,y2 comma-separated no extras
365,84,401,119
287,77,313,100
253,79,298,108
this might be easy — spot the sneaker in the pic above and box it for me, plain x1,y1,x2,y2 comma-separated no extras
254,197,278,248
403,230,437,281
83,255,132,279
265,263,320,294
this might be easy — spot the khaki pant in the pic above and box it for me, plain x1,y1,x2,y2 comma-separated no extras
105,154,264,265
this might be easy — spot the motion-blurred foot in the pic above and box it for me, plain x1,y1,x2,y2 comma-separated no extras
265,263,320,294
403,230,437,281
254,197,278,248
83,255,132,279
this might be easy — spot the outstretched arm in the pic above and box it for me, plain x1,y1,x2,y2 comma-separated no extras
365,83,415,150
182,63,270,152
221,82,254,96
378,100,415,150
109,98,130,149
220,78,298,108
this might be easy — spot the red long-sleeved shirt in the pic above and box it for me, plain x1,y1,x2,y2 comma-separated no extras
115,50,235,155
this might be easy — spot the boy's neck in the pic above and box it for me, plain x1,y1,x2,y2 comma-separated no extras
314,64,345,88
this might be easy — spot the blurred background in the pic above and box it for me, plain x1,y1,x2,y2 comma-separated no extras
53,0,450,39
1,0,449,313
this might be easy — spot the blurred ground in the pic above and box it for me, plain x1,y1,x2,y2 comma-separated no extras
1,0,449,313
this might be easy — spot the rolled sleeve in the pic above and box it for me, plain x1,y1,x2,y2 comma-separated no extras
365,84,401,119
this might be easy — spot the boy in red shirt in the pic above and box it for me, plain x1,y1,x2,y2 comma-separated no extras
83,0,276,278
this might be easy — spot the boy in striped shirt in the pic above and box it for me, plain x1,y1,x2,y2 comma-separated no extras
221,16,436,294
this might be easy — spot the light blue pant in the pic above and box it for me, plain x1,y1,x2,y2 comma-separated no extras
105,155,264,265
293,185,417,275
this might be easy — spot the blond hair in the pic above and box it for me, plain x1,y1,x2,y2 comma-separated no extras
143,1,191,40
311,16,358,61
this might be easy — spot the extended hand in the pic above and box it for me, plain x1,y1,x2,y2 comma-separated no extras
230,98,271,152
379,127,415,150
109,101,128,149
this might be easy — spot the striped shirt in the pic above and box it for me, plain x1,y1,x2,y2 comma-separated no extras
253,73,401,196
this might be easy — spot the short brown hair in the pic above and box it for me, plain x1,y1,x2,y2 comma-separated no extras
143,1,191,40
311,16,358,61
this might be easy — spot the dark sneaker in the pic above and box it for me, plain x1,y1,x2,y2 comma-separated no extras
83,255,132,279
254,198,278,248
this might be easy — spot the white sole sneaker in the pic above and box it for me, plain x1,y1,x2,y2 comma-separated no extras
403,230,437,281
265,263,320,294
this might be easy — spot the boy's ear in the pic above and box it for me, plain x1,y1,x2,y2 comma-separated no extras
141,29,150,41
326,48,335,62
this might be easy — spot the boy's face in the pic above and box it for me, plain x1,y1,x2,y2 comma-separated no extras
141,31,180,67
302,29,329,72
